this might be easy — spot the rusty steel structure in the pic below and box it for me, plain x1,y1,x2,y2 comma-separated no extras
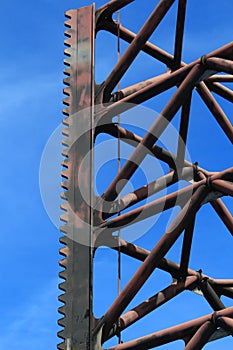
58,1,233,349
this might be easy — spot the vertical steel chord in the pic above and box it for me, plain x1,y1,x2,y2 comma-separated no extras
59,6,96,350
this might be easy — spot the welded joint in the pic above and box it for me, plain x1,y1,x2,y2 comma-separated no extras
201,191,223,205
189,269,205,296
206,177,213,190
199,276,226,311
95,6,115,33
193,162,204,181
92,316,105,340
95,0,134,33
201,55,208,67
177,266,202,283
209,310,232,330
111,90,124,102
93,199,106,227
200,176,223,205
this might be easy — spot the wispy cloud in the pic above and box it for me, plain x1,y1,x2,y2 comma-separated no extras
0,71,59,116
0,278,59,349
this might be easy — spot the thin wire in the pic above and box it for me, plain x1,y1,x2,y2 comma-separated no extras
117,8,122,345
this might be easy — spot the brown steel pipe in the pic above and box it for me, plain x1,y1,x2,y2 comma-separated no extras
173,0,187,69
206,81,233,103
179,216,195,278
106,276,198,340
206,57,233,75
207,74,233,82
176,92,192,170
210,167,233,182
98,123,194,170
97,21,233,109
102,64,206,202
95,60,204,123
96,0,134,26
96,168,232,231
100,185,209,341
106,307,233,350
184,321,217,350
210,198,233,236
110,73,170,101
217,316,233,334
216,287,233,299
103,0,175,100
212,179,233,197
197,82,233,143
199,278,225,311
105,236,198,278
98,179,202,231
98,19,176,68
211,279,233,287
101,18,233,69
104,167,194,219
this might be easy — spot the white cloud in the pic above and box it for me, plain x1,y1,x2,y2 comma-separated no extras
0,72,59,116
0,278,59,349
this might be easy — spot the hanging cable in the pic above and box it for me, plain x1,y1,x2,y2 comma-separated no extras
116,8,122,345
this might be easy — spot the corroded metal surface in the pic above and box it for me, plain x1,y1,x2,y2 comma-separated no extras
58,6,95,350
59,1,233,349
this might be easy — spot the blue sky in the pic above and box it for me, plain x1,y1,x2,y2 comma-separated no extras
1,0,232,349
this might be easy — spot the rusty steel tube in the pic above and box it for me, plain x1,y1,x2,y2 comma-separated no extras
106,275,198,339
179,216,195,278
101,185,209,341
217,287,233,299
106,307,233,350
96,0,134,23
173,0,187,69
98,179,203,231
104,236,199,278
104,171,178,218
207,74,233,82
96,60,203,123
103,0,175,99
99,123,194,170
110,73,170,100
206,82,233,103
104,167,194,219
197,82,233,143
112,239,203,279
102,20,233,69
101,20,176,68
210,167,233,181
210,198,233,236
103,64,206,202
211,279,233,287
206,57,233,75
217,316,233,334
208,42,233,60
176,92,192,170
199,278,225,311
184,321,217,350
212,179,233,197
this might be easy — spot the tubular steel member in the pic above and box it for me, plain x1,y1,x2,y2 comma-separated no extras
105,307,233,350
59,1,233,349
99,184,209,341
